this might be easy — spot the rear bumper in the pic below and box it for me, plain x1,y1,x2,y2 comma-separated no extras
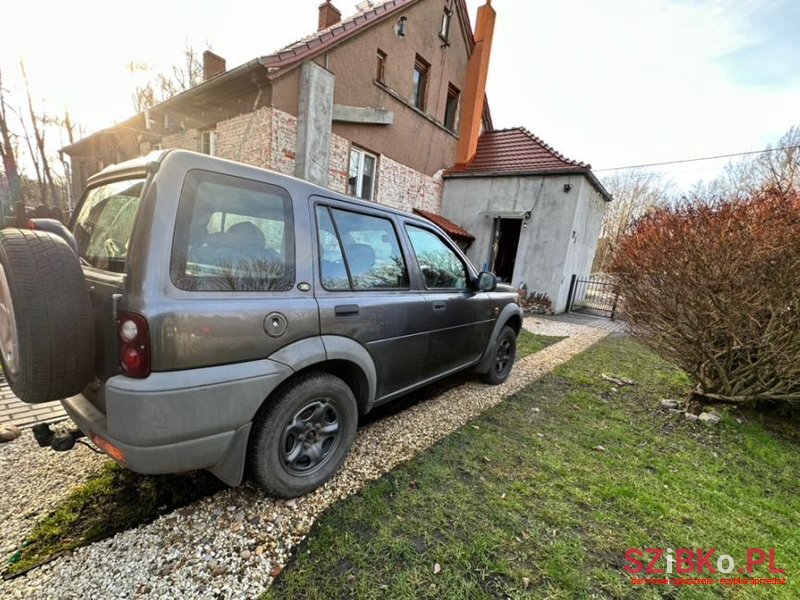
62,358,293,485
62,394,245,478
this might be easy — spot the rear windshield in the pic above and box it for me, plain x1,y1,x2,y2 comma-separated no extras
73,178,145,273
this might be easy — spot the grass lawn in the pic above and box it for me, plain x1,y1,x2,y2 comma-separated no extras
265,337,800,599
516,329,565,359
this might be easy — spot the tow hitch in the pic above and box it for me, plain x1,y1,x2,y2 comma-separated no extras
32,422,86,452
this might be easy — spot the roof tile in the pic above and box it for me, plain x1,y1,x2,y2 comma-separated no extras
413,208,475,243
453,128,591,175
262,0,421,72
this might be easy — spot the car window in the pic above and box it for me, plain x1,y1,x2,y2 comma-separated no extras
171,170,294,291
316,206,408,290
316,207,349,290
73,178,145,273
406,225,468,289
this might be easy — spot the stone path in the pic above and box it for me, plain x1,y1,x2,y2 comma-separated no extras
0,381,66,428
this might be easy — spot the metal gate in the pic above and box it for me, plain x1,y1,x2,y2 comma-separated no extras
566,274,621,320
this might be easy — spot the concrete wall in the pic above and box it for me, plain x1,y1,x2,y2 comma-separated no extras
295,62,335,186
558,179,608,309
441,173,607,313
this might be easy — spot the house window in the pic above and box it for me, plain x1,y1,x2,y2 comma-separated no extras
412,55,429,111
440,6,452,41
348,147,377,201
444,84,460,132
376,49,387,84
201,130,217,156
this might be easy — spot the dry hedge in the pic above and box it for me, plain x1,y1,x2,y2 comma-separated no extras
611,192,800,406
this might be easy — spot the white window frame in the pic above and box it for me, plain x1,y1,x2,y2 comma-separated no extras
348,147,378,201
201,130,218,156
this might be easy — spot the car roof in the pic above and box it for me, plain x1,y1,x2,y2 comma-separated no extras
90,149,437,228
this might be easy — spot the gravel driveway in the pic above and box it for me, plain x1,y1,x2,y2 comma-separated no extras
1,317,610,599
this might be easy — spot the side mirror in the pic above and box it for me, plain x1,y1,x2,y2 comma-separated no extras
475,271,497,292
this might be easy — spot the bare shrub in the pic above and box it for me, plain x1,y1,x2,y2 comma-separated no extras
611,191,800,406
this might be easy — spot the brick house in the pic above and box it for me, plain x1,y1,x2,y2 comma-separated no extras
62,0,495,223
62,0,610,311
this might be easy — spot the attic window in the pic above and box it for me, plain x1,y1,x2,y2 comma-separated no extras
440,6,452,42
376,49,387,84
412,55,430,111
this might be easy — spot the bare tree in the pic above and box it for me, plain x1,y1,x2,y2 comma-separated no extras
0,65,22,212
129,46,204,112
21,61,57,206
691,125,800,202
751,126,800,196
593,169,674,272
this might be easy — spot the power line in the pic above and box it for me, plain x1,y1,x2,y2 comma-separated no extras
594,144,800,172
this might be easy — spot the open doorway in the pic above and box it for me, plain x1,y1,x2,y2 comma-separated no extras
489,217,522,282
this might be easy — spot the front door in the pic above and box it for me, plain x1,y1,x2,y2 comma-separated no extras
404,224,494,377
490,217,522,283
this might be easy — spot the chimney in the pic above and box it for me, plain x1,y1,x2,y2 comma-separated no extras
318,1,342,31
455,0,496,169
203,50,226,81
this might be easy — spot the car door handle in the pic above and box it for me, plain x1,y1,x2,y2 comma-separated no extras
432,301,447,312
334,304,360,317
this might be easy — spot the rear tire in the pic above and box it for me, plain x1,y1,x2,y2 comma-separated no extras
0,229,95,403
248,372,358,498
482,325,516,385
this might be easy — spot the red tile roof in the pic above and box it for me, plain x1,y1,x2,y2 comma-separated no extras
413,208,475,243
446,127,612,201
452,127,590,175
262,0,473,74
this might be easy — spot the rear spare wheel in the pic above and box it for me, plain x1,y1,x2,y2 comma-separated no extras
0,228,95,403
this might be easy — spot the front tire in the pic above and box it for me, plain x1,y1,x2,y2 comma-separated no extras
482,325,517,385
248,372,358,498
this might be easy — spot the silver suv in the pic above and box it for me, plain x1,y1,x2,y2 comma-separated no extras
0,150,522,497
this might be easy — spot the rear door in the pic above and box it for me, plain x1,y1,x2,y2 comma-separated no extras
313,200,429,400
71,176,149,385
403,223,494,376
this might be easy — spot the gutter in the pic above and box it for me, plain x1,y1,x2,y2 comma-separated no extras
444,168,612,202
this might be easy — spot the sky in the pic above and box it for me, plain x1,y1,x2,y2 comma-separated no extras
2,0,799,191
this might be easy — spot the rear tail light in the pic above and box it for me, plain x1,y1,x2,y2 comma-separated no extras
116,311,150,378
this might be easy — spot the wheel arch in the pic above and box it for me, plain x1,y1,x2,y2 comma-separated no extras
262,335,376,415
474,303,524,375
